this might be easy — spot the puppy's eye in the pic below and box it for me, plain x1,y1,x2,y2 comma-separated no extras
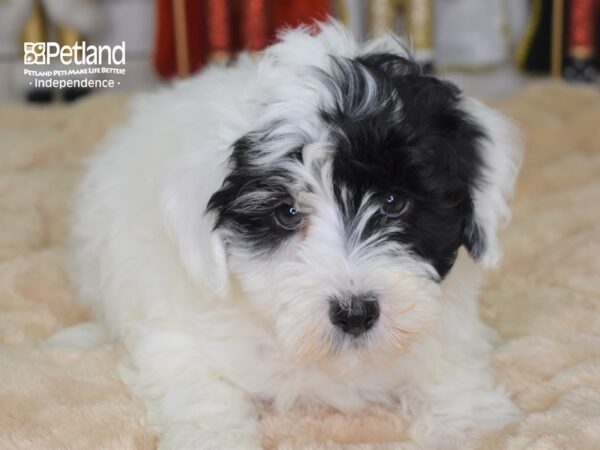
273,204,304,231
380,193,411,218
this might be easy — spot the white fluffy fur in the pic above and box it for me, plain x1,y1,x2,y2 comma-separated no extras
69,22,522,450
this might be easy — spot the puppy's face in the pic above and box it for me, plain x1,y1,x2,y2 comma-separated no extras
207,53,499,371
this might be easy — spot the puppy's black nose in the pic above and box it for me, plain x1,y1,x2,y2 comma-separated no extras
329,295,380,336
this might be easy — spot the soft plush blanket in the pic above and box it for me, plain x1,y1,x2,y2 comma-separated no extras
1,82,599,450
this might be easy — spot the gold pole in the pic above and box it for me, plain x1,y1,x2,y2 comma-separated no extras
370,0,397,36
406,0,433,63
551,0,564,78
172,0,190,78
21,0,47,54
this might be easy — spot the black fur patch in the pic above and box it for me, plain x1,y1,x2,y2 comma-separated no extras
320,53,487,277
208,52,487,278
207,131,304,253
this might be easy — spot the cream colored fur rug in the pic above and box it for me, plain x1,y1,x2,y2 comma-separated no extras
1,82,599,449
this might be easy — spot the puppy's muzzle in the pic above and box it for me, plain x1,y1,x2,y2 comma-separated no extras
329,294,380,336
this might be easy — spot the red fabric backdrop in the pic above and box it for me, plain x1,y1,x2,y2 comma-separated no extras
154,0,330,79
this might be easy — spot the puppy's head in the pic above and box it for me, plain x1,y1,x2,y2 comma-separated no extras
175,22,521,372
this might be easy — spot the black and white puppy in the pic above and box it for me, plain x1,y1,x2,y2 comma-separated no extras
70,22,522,449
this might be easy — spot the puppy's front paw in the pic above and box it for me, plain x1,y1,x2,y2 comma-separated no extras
409,393,521,450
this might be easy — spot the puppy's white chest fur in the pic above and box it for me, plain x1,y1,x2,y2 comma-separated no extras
167,303,409,413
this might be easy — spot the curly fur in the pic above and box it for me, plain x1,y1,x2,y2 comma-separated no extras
69,21,522,450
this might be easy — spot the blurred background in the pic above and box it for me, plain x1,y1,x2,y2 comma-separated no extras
0,0,598,104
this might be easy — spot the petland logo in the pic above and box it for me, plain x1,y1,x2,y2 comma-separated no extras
24,41,126,65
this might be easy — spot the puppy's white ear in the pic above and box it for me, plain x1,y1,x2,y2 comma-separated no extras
161,161,230,298
462,98,523,268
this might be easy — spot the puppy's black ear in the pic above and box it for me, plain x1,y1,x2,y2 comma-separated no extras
461,98,522,268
